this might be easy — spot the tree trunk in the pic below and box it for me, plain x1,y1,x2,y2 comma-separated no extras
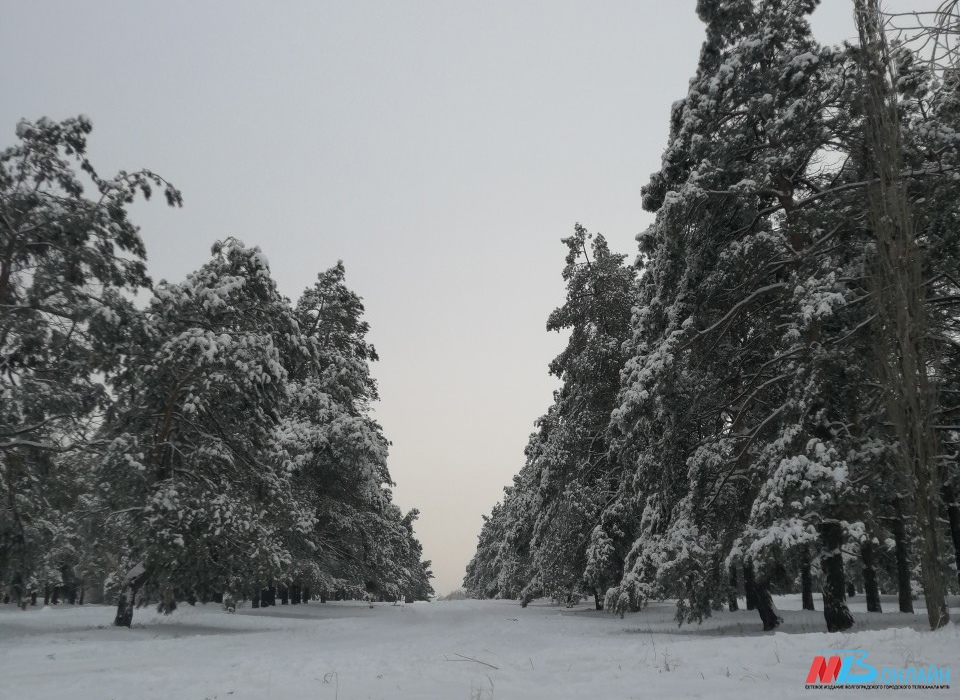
51,587,60,605
728,565,739,612
861,539,882,613
260,587,273,607
819,521,854,632
43,586,49,606
753,578,782,631
801,553,815,611
251,587,261,609
743,561,758,611
593,588,604,611
78,587,85,606
114,564,147,628
944,482,960,590
892,504,915,613
279,586,289,605
846,581,856,599
30,591,37,606
290,583,300,605
854,0,950,631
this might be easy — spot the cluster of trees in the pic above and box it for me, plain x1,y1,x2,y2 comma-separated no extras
0,116,432,626
465,0,960,633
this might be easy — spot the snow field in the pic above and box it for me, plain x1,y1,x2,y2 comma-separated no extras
1,596,958,700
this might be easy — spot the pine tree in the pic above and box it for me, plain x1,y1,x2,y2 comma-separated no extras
100,239,303,625
0,116,180,605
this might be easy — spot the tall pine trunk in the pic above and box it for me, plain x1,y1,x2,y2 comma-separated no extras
854,0,950,630
800,552,815,611
819,521,854,632
861,539,882,613
743,561,758,611
892,504,915,613
728,565,739,612
944,482,960,590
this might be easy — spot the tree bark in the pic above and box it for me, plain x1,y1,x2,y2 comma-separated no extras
30,591,37,606
260,586,275,607
279,586,289,605
754,578,783,631
801,553,815,611
892,504,915,613
854,0,950,631
728,565,739,612
846,580,856,598
43,586,49,606
114,563,147,627
861,539,882,613
819,521,855,632
743,561,758,611
944,482,960,590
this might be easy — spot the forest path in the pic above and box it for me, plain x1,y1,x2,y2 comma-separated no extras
1,596,958,699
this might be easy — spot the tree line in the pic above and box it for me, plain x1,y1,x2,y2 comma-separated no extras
464,0,960,633
0,116,433,626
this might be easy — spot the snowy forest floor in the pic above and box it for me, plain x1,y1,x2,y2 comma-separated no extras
2,596,959,699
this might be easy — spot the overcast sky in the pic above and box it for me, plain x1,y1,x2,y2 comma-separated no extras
1,0,929,594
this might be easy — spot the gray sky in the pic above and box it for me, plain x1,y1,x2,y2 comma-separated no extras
0,1,925,594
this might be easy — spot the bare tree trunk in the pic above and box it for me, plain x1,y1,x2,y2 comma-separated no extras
892,504,915,613
728,565,739,612
801,552,815,611
854,0,950,631
753,578,783,631
944,482,960,590
862,539,882,613
819,521,855,632
743,561,758,611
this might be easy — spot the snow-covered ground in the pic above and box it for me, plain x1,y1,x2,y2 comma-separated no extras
2,595,958,699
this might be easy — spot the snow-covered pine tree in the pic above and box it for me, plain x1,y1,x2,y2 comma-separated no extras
465,227,636,607
605,0,849,630
0,116,180,607
274,262,432,603
99,239,304,625
531,227,636,608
